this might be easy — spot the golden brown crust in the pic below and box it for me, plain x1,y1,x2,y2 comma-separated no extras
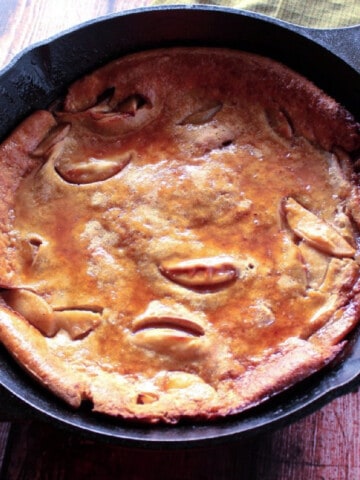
0,302,344,422
0,47,359,423
0,303,85,407
62,48,360,152
0,111,56,284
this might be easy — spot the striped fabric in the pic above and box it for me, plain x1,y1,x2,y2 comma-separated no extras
151,0,360,27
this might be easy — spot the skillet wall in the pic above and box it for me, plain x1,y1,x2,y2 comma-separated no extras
0,6,359,446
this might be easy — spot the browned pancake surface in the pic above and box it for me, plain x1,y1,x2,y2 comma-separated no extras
0,48,360,423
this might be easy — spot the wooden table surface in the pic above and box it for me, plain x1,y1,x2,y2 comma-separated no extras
0,1,360,479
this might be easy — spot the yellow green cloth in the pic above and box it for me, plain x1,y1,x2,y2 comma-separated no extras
151,0,360,27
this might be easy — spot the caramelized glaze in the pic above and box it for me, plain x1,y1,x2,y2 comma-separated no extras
0,48,359,422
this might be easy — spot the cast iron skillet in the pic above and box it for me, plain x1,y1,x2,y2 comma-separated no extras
0,5,359,447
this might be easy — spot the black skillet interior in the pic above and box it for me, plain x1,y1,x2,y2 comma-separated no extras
0,5,359,447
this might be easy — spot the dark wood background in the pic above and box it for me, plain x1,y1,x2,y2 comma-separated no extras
0,1,359,478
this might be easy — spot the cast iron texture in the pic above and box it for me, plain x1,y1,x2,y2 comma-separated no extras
0,6,359,447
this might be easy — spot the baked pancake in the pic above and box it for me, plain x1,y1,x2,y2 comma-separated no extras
0,48,359,423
